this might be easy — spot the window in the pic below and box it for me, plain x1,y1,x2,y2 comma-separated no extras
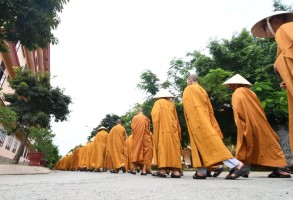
0,62,6,87
0,127,6,147
5,135,13,150
12,141,18,153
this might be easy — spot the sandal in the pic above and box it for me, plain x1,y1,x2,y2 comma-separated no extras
157,172,167,178
130,171,136,175
213,166,224,177
279,166,293,174
152,171,159,176
193,171,206,179
268,170,291,178
225,165,250,180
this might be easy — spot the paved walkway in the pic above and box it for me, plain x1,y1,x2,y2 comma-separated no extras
0,164,51,175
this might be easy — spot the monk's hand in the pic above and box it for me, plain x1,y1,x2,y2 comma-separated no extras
280,81,287,89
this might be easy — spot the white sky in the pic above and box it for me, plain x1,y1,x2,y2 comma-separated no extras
50,0,292,156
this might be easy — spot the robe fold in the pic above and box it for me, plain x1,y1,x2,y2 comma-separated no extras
232,87,287,167
108,124,127,169
151,98,182,169
124,135,133,171
131,113,151,165
182,84,233,168
91,130,108,169
275,22,293,157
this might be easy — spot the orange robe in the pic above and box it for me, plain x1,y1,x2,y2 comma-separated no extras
275,22,293,156
91,130,108,169
146,132,153,171
73,147,81,170
108,124,127,169
85,141,94,170
78,146,86,169
131,113,151,165
232,87,287,167
104,136,113,170
124,134,133,171
182,84,233,168
151,98,182,169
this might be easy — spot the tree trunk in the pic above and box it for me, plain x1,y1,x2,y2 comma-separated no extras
12,131,28,164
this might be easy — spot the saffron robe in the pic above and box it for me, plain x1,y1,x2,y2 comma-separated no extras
275,22,293,157
182,84,233,168
232,87,287,167
73,147,81,170
104,135,113,170
78,146,86,169
146,132,153,171
151,98,182,169
85,141,94,170
108,124,127,169
91,130,108,169
124,134,133,171
131,113,151,165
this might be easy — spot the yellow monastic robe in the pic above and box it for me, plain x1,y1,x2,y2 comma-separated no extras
78,146,86,169
151,98,182,169
146,132,153,171
108,124,127,169
182,84,233,168
85,141,94,170
275,22,293,156
232,87,287,167
131,113,151,164
91,130,108,169
104,135,113,170
73,147,80,170
124,134,133,171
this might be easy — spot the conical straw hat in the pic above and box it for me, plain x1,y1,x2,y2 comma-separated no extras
251,11,293,38
222,74,252,86
153,89,174,99
98,126,107,131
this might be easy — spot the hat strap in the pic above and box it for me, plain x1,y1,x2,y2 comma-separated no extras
266,17,276,36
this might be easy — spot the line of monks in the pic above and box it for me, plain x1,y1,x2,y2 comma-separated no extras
54,120,154,174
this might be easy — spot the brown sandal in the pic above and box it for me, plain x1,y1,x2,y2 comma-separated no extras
225,165,250,180
193,171,206,179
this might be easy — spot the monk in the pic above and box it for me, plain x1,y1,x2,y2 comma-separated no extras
223,74,290,178
182,74,250,179
78,143,87,171
83,138,94,171
146,132,153,174
130,107,151,175
107,119,127,173
124,134,133,173
251,11,293,172
104,133,113,172
151,89,182,178
91,126,108,172
72,146,81,171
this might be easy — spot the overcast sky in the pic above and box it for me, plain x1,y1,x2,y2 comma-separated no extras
50,0,292,156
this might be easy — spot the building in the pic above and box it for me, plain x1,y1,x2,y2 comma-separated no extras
0,41,50,164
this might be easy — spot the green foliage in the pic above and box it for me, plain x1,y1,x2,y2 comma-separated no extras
137,70,160,98
273,0,293,11
1,68,71,163
0,0,69,51
0,106,17,134
29,126,60,168
4,68,71,127
99,114,120,132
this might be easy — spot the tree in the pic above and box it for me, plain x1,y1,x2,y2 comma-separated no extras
0,0,69,51
0,68,71,164
29,126,60,169
137,70,160,98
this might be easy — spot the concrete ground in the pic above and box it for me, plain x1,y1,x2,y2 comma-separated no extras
0,166,292,200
